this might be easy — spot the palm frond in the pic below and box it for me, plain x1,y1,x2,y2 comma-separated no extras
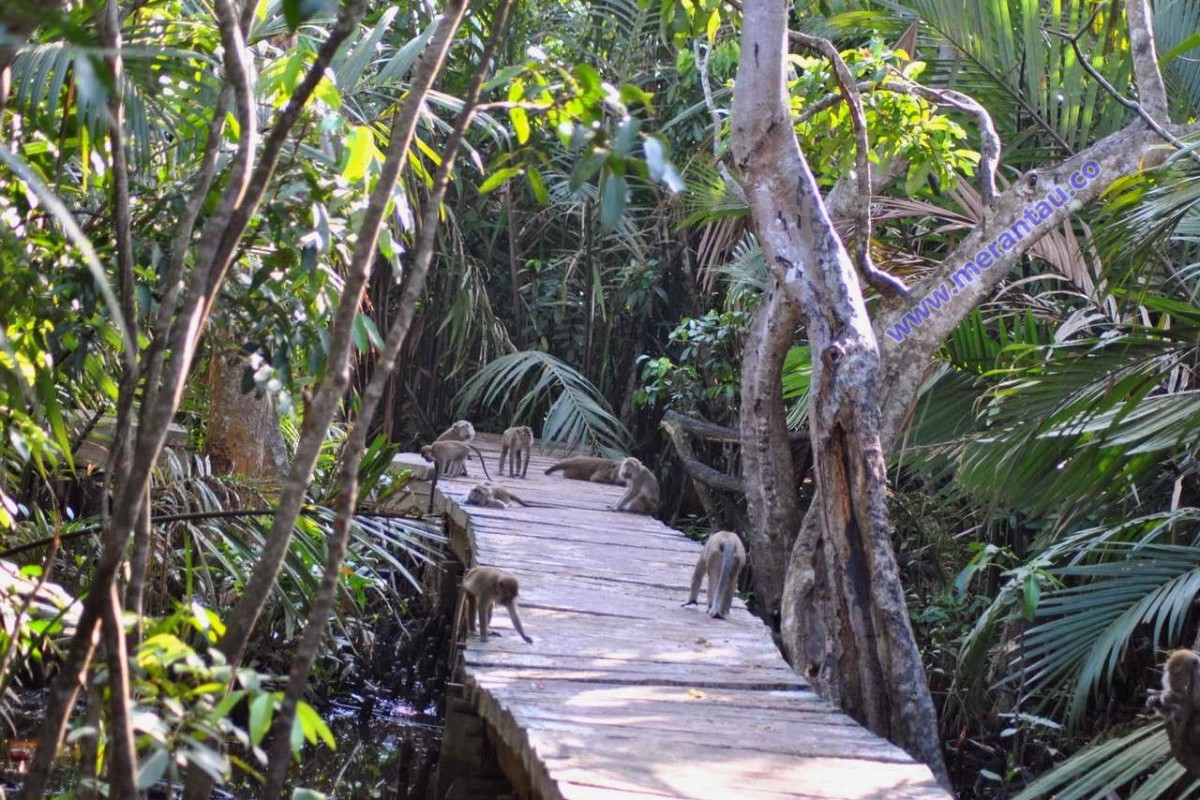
1013,722,1188,800
455,350,632,454
1011,542,1200,722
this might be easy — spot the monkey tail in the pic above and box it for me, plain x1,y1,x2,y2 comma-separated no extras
544,462,564,475
469,444,493,481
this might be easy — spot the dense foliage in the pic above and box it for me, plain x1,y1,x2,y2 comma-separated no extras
4,0,1200,796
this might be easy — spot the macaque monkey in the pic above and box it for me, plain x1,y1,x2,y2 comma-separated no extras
436,419,476,443
420,441,492,480
544,456,623,485
613,457,659,515
465,483,537,508
421,440,492,514
498,426,534,478
683,531,746,619
453,566,533,645
1149,650,1200,715
1149,649,1200,766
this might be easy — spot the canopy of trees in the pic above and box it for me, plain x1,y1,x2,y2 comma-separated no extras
4,0,1200,797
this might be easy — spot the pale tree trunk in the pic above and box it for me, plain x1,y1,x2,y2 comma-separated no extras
734,0,1194,786
739,285,802,619
731,0,946,780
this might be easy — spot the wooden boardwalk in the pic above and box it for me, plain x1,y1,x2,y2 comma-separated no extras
404,433,950,800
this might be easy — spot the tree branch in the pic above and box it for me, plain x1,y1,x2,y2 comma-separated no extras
874,122,1199,454
790,31,907,299
260,0,498,791
1047,22,1193,158
1125,0,1169,124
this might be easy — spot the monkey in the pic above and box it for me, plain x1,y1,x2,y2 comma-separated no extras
436,419,476,443
451,566,534,645
682,531,746,619
498,425,534,478
544,456,624,485
613,457,660,515
420,441,492,480
465,483,538,508
1149,649,1200,765
1149,650,1200,715
421,440,492,514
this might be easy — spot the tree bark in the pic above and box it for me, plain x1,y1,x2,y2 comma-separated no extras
731,0,947,781
738,285,802,620
731,0,1197,789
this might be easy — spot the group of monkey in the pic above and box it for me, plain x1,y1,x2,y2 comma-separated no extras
426,421,1200,755
423,420,748,653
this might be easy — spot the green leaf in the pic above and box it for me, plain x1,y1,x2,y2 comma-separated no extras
600,173,627,228
510,106,530,145
249,693,275,745
137,747,170,790
295,701,336,750
619,83,653,110
526,167,549,204
1159,31,1200,64
282,0,302,31
341,125,377,183
1022,572,1040,620
480,167,523,194
573,64,602,98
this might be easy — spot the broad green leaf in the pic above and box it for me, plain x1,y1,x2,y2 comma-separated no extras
526,167,549,204
480,167,523,194
137,748,170,790
249,693,275,745
341,125,378,183
510,106,530,145
600,173,628,228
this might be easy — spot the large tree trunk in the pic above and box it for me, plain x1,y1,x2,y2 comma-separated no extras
739,285,802,620
731,0,947,781
734,0,1194,787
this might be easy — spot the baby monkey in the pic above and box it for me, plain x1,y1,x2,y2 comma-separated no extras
465,483,536,508
683,531,746,619
499,426,534,478
544,456,623,485
436,419,476,442
613,457,660,515
455,566,534,645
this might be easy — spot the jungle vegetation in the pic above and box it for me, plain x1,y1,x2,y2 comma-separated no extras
3,0,1200,797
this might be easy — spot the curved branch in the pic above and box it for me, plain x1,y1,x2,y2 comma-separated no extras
790,31,907,299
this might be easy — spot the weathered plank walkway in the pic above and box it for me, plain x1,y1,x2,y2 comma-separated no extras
403,433,950,800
